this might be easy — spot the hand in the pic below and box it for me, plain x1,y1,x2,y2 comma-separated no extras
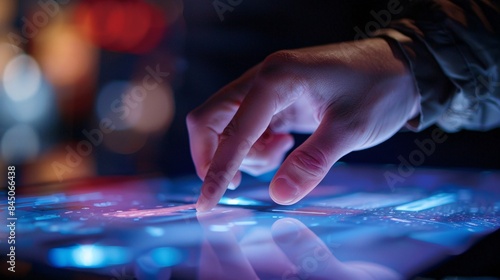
187,38,419,211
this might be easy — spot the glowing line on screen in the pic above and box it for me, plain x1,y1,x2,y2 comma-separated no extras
314,192,414,210
395,193,456,212
271,209,327,215
219,196,264,206
103,204,196,218
390,218,411,223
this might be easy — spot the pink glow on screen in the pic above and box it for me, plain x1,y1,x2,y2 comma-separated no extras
103,204,196,218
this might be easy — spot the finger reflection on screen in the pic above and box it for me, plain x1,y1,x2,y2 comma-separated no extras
196,210,401,280
271,218,401,280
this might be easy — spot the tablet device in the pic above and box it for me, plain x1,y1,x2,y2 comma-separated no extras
1,165,499,279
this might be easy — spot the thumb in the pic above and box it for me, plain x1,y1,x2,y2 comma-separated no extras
269,117,356,205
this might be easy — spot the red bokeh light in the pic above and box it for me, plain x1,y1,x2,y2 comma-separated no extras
74,0,167,54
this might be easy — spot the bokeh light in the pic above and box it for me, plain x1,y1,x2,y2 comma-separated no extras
49,245,130,268
102,129,148,155
137,247,183,270
1,82,54,123
145,226,165,237
0,0,16,27
96,79,175,154
1,124,40,163
0,44,55,125
34,13,98,88
0,43,21,78
125,82,175,133
0,0,184,183
95,81,138,131
3,54,42,102
22,144,97,185
74,0,167,54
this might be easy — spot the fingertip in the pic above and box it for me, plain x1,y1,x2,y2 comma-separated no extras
271,218,303,244
282,134,295,150
269,177,299,205
195,195,213,212
195,203,212,213
227,182,237,190
227,171,242,190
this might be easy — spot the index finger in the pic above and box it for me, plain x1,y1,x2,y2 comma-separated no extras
187,65,260,180
196,68,308,212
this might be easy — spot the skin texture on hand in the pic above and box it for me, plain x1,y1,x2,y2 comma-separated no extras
187,38,420,212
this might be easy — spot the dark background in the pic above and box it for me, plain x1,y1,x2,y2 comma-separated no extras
0,0,497,184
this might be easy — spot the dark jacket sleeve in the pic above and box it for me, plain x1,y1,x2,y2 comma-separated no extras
374,0,500,132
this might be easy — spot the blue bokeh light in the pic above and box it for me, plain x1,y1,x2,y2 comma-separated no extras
150,247,183,267
95,81,133,131
137,247,183,274
49,245,130,268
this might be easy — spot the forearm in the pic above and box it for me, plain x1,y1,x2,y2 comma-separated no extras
374,0,500,132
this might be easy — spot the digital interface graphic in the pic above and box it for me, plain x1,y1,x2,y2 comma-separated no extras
1,165,499,279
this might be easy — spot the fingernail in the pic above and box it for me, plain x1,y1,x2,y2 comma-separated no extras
270,177,299,204
272,218,301,244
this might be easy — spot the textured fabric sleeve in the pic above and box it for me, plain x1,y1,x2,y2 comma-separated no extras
374,0,500,132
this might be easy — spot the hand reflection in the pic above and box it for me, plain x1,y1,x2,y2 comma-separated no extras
197,212,401,280
270,218,401,280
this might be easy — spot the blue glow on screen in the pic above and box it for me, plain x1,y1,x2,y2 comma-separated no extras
137,247,184,273
49,245,130,268
395,193,457,212
219,196,264,206
34,192,103,206
209,225,230,232
150,247,183,267
410,229,475,248
145,226,165,237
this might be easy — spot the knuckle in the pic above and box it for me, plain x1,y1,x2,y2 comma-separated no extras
203,168,230,197
289,147,328,178
220,123,253,157
186,109,202,128
273,88,289,113
264,50,300,66
254,131,273,150
270,113,289,132
258,51,308,113
219,121,238,143
259,51,300,80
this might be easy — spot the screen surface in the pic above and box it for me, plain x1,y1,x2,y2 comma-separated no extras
1,165,499,279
